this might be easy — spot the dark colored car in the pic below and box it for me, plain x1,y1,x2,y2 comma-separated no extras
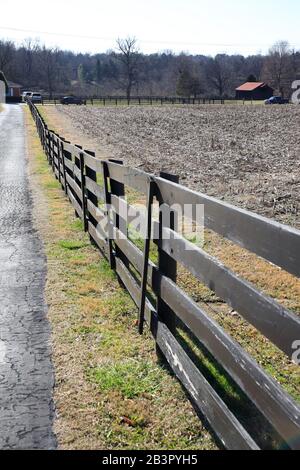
265,96,289,105
60,96,85,105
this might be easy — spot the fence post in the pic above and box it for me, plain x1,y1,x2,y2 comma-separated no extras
138,178,155,335
63,142,73,203
45,128,50,162
109,159,125,222
48,131,53,169
42,123,46,151
108,159,129,272
51,133,56,173
60,139,68,195
79,151,88,232
48,131,54,169
85,150,99,246
56,134,62,184
73,144,85,223
54,134,59,180
157,171,179,335
101,161,114,269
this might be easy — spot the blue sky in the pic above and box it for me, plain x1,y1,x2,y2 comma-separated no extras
1,0,300,56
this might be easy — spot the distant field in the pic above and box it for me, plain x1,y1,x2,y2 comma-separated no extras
56,103,300,229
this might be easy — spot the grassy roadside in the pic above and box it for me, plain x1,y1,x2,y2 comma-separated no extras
24,108,218,450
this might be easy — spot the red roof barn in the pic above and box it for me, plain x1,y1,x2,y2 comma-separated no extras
236,82,274,101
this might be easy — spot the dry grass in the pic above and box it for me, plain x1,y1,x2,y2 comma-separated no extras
25,107,218,450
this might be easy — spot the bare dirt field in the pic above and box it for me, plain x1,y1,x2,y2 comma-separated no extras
55,104,300,228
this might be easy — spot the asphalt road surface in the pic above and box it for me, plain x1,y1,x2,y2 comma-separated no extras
0,105,56,449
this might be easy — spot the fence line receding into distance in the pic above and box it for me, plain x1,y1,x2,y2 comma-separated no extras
41,96,261,106
28,100,300,451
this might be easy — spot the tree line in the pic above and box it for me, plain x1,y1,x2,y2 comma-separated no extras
0,37,299,99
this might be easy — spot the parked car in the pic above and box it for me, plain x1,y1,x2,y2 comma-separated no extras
28,92,43,104
22,91,32,102
60,96,85,105
265,96,289,105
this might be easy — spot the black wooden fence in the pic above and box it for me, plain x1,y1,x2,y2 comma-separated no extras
41,96,249,106
28,101,300,450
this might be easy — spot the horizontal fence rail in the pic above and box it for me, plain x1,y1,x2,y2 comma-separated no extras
28,100,300,450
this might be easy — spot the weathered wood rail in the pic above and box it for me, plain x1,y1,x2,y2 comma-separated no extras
28,101,300,451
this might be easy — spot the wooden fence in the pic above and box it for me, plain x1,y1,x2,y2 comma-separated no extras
28,101,300,450
41,96,256,106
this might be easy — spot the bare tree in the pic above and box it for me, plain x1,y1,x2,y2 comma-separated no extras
0,40,15,73
205,55,233,97
2,36,300,99
175,55,204,97
263,41,293,97
19,38,40,85
115,37,140,100
245,55,264,82
39,47,60,98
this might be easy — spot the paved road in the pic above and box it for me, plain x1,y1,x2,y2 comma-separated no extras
0,105,56,449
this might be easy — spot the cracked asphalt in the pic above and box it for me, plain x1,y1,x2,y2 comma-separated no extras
0,105,56,449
